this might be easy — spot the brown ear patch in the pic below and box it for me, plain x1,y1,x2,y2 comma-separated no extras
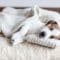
0,32,5,37
46,20,57,25
46,20,58,30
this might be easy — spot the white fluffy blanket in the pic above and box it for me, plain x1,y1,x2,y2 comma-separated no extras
0,36,60,60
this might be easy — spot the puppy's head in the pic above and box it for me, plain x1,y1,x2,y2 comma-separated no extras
39,20,60,40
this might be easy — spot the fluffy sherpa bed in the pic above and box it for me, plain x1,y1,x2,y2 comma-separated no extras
0,36,60,60
0,8,60,60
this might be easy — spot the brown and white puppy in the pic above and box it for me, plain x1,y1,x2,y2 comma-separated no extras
24,20,59,48
11,6,60,46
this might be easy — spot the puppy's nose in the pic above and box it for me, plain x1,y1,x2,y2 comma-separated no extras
39,31,46,37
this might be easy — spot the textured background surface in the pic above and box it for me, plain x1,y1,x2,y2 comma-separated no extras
0,36,60,60
0,0,60,7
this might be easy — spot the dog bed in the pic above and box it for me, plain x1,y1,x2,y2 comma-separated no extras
0,36,60,60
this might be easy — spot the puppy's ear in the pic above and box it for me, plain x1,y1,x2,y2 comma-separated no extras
46,20,53,25
46,20,57,25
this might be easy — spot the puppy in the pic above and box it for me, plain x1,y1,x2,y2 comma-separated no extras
25,28,60,48
38,20,60,47
11,6,46,45
25,20,60,48
11,6,60,46
12,20,60,48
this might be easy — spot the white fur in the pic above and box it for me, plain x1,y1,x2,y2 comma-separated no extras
25,34,56,48
11,6,45,45
11,6,60,48
1,7,25,37
40,26,60,39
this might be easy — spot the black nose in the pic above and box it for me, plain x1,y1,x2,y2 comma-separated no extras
39,31,46,37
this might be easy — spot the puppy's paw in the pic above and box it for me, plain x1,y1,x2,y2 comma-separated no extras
45,39,56,48
11,33,24,45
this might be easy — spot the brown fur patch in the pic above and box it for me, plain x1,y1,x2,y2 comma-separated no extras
46,20,58,30
0,32,5,37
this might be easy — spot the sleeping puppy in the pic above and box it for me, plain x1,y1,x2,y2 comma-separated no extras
11,20,60,48
25,20,60,48
11,6,60,46
11,6,46,45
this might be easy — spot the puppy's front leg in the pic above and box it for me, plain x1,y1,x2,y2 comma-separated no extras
25,34,56,48
11,25,30,45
